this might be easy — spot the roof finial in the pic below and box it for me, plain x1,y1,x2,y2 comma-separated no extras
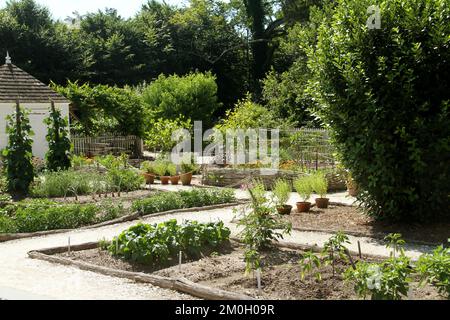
5,51,12,64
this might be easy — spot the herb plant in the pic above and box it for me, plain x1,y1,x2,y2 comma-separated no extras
272,179,291,207
293,176,313,202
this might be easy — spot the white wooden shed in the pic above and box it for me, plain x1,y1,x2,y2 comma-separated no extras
0,53,70,159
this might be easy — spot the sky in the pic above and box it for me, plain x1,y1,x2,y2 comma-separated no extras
0,0,188,20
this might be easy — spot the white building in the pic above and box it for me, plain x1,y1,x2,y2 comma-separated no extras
0,53,71,159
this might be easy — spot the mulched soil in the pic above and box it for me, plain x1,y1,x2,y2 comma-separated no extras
282,205,450,245
57,243,444,300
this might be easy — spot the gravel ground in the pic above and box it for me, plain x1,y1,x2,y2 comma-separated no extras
0,188,435,300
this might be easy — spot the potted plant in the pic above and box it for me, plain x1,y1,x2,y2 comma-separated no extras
140,161,156,185
294,176,313,213
154,161,170,185
180,161,199,186
168,163,180,185
311,172,329,209
273,179,292,215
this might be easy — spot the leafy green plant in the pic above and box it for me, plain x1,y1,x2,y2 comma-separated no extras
107,167,144,193
167,163,177,176
132,188,236,215
385,233,406,258
293,176,313,202
416,243,450,298
311,171,328,198
140,161,155,174
299,251,322,282
345,256,412,300
108,220,231,265
237,181,292,274
322,232,351,276
44,103,72,172
153,161,169,176
144,117,192,153
3,105,35,195
272,179,291,207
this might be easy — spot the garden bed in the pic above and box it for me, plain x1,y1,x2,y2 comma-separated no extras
281,205,450,245
32,241,443,300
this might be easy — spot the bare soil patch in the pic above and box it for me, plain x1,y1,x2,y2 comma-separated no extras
55,243,443,300
283,205,450,245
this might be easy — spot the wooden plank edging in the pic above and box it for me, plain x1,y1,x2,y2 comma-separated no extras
27,249,254,301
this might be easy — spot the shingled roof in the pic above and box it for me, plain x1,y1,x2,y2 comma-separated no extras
0,59,70,103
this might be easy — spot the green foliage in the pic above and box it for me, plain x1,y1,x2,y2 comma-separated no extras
385,233,406,258
322,232,351,275
54,81,147,136
417,244,450,298
140,161,156,174
308,0,450,222
293,175,314,202
0,199,124,233
106,167,144,193
153,160,170,177
3,106,35,194
310,171,328,198
132,188,236,215
142,72,221,128
144,117,192,152
44,105,72,171
216,95,282,132
299,251,322,282
237,181,292,274
345,256,412,300
108,220,231,265
272,179,291,207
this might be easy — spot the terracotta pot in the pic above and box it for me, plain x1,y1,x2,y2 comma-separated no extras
170,176,180,185
277,205,293,215
315,198,330,209
180,172,193,186
296,202,312,213
142,173,155,185
160,176,170,185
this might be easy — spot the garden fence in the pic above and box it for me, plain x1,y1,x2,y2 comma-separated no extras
71,134,144,158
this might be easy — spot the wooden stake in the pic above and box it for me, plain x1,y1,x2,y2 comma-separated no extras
358,241,362,259
179,251,183,271
68,237,71,256
256,269,262,295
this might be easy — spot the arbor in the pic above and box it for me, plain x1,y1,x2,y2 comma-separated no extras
309,0,450,222
3,103,35,195
44,102,72,171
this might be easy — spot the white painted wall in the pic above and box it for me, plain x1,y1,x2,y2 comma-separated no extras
0,102,70,159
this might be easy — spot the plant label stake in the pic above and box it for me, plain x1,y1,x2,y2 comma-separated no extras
256,269,262,295
116,238,119,254
358,241,362,259
179,251,183,271
68,237,71,256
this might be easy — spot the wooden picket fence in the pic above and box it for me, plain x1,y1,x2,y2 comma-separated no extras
71,134,144,158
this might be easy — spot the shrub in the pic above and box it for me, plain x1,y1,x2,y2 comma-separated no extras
142,72,221,129
3,105,34,194
311,171,328,198
153,161,169,177
308,0,450,221
44,103,71,171
272,179,292,207
107,167,144,192
108,220,231,265
417,244,450,298
140,161,156,174
144,117,192,153
132,188,236,215
293,175,313,202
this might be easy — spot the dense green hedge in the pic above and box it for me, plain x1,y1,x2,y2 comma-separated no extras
132,188,236,215
309,0,450,222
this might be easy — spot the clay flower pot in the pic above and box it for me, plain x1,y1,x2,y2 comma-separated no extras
277,205,293,215
315,198,330,209
296,202,312,213
180,172,193,186
142,173,155,185
170,176,180,185
160,176,170,185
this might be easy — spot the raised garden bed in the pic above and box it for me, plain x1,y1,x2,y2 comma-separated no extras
281,205,450,245
29,240,444,300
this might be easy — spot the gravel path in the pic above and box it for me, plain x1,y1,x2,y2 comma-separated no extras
0,189,434,300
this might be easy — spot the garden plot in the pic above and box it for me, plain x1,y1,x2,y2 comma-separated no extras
281,205,450,245
32,241,444,300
